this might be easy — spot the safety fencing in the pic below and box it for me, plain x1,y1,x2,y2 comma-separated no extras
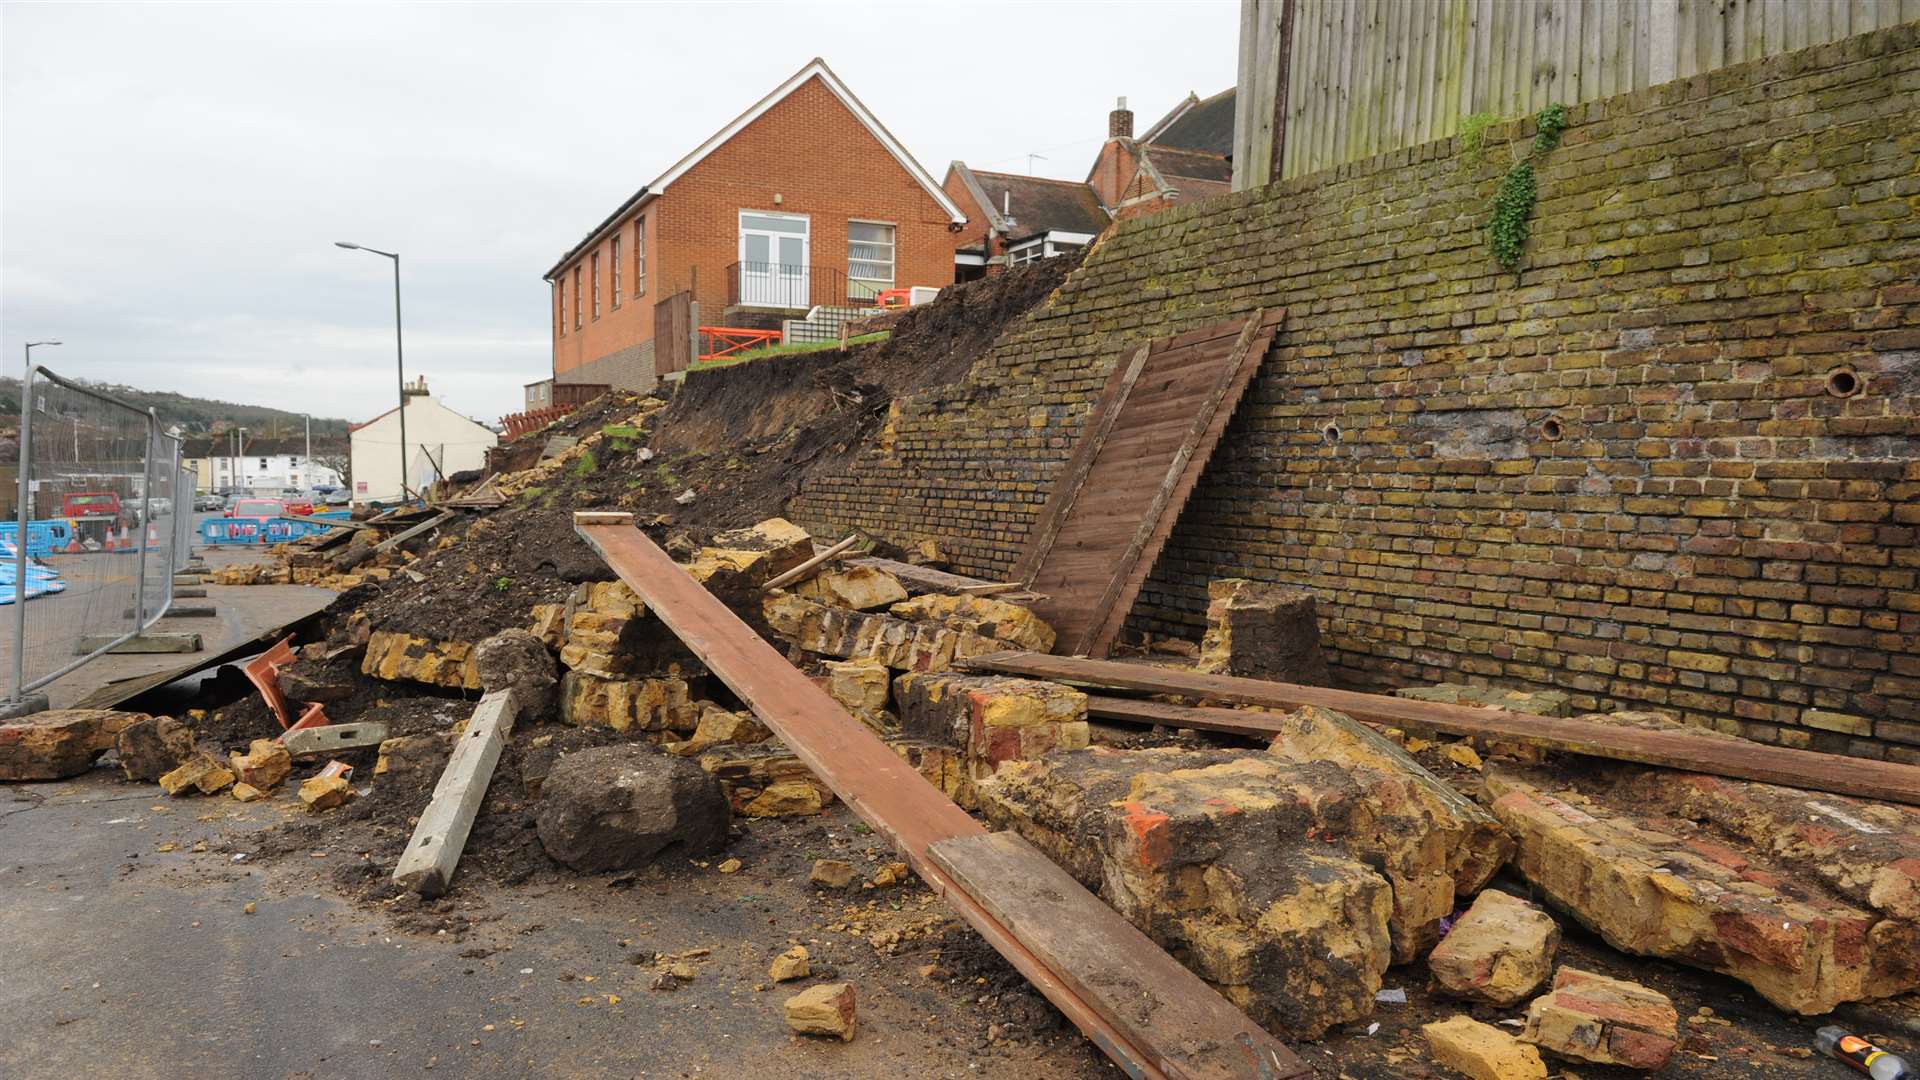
200,510,352,546
6,365,190,700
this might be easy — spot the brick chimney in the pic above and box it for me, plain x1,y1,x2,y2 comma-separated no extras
1108,96,1133,139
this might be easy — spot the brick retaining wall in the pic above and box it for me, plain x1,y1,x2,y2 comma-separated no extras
790,25,1920,760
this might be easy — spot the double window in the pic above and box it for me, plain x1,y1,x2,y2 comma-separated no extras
556,278,566,337
848,221,895,301
572,267,582,330
591,252,601,320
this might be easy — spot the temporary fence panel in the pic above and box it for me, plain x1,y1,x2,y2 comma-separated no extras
173,466,194,573
6,365,183,698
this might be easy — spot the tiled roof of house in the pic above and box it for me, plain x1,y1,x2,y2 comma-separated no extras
960,167,1111,242
1144,145,1233,184
1143,87,1236,157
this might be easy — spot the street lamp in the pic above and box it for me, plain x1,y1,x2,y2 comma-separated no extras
23,340,61,378
335,241,409,501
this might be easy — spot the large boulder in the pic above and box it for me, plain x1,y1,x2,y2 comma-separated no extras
1484,765,1920,1013
473,628,558,712
1195,579,1330,685
0,709,142,781
535,745,730,873
975,706,1510,1039
115,714,196,781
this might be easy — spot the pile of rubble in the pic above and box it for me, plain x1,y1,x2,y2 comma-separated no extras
6,256,1917,1073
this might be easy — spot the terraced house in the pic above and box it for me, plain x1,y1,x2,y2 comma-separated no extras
540,58,966,397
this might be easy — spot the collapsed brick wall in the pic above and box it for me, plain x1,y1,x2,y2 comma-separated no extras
791,25,1920,761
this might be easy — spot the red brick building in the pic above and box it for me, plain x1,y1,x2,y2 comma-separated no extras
943,91,1236,281
541,59,966,394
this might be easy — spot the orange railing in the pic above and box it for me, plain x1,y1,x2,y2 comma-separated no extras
698,326,782,363
501,404,574,441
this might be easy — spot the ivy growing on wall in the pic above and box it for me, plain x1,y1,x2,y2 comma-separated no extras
1487,103,1570,274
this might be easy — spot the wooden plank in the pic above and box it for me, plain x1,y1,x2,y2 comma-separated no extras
961,651,1920,808
1010,341,1154,584
763,533,859,590
574,519,1306,1080
1017,312,1283,658
929,831,1305,1080
284,513,373,531
843,555,1005,595
372,509,457,554
1081,310,1282,657
392,689,521,898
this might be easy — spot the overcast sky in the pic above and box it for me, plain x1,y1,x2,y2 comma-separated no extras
2,1,1239,425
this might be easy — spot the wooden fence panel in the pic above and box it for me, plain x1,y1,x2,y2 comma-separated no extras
1273,0,1914,181
652,290,692,377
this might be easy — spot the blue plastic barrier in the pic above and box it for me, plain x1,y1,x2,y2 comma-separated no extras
0,540,67,604
200,516,347,545
0,519,79,558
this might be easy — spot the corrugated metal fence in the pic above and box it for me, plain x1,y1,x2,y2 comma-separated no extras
1261,0,1918,181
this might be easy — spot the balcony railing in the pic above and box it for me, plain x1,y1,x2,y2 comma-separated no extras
725,262,885,310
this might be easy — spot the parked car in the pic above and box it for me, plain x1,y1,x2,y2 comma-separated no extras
62,491,125,544
225,497,286,520
193,494,224,512
323,490,351,506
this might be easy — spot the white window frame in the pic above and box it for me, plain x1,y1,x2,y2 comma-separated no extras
847,218,896,301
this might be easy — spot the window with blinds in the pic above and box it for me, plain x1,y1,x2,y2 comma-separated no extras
848,221,895,300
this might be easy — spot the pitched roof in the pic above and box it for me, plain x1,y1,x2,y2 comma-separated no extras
546,58,964,279
1144,144,1233,184
1142,87,1236,157
949,164,1110,242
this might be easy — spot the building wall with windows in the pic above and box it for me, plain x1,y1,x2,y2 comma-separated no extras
547,69,958,392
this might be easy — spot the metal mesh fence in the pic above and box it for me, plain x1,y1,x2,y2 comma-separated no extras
6,367,185,697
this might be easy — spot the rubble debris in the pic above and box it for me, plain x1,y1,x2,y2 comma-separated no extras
809,859,855,889
228,739,292,790
114,714,195,781
1520,966,1679,1070
763,594,1008,672
684,518,814,588
160,752,236,796
791,562,911,612
557,673,696,732
472,628,558,709
869,861,909,888
768,945,810,982
575,515,1304,1077
893,672,1089,784
361,630,481,690
1427,890,1561,1006
783,982,856,1041
1194,578,1331,685
0,708,141,781
763,533,859,591
1421,1015,1548,1080
975,730,1506,1038
373,732,451,779
959,650,1920,806
298,773,353,811
667,705,771,756
534,744,730,872
1486,766,1920,1013
888,594,1055,653
823,658,892,730
697,742,836,818
231,782,266,802
394,689,523,897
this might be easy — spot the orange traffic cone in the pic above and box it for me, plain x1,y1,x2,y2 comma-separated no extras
64,530,83,554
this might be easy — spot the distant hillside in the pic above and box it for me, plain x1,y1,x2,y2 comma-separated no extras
0,376,349,438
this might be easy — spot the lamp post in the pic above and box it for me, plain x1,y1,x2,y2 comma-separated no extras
335,242,409,501
23,340,60,379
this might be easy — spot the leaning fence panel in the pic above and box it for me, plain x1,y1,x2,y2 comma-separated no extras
137,428,183,629
6,367,162,696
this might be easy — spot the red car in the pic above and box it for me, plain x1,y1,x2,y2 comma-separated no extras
225,497,287,520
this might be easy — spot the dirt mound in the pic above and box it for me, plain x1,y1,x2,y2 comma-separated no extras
354,258,1075,642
